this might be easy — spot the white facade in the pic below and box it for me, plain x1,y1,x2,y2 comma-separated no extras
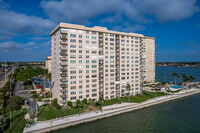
50,23,155,106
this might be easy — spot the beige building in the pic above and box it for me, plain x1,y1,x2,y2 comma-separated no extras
50,23,155,106
140,37,155,83
45,56,52,73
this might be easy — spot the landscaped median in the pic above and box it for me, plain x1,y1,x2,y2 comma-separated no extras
24,89,200,133
36,91,166,121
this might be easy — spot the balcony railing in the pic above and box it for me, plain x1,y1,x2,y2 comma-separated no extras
60,52,68,56
60,40,67,44
60,35,68,39
60,84,68,87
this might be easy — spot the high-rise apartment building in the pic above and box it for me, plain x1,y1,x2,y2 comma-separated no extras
140,37,155,83
50,23,155,106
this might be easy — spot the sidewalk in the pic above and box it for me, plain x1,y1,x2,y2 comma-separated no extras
24,89,200,133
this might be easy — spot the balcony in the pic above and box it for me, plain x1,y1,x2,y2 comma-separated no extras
99,43,103,47
60,78,67,82
99,74,103,78
60,73,67,76
60,46,67,50
60,57,67,61
116,69,120,73
99,83,103,87
60,34,68,39
60,68,67,71
60,89,68,93
99,34,103,38
60,61,68,66
99,48,103,51
60,52,67,56
60,94,67,99
60,40,67,44
99,39,103,43
116,73,120,77
60,84,67,87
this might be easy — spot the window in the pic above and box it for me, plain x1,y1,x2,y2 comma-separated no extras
79,35,82,38
91,36,96,40
70,55,76,58
70,34,76,38
70,71,76,74
70,44,76,48
70,50,76,53
70,60,76,63
70,39,76,43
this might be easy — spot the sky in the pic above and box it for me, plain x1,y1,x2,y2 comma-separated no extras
0,0,200,62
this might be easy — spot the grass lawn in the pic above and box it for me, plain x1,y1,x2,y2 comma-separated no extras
167,90,181,93
37,91,166,121
5,108,27,133
24,84,34,90
8,117,27,133
103,90,166,106
37,105,80,121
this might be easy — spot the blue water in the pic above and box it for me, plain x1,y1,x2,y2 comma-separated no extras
156,66,200,83
52,94,200,133
51,66,200,133
170,86,183,89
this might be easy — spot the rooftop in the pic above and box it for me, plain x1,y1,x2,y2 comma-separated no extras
50,22,148,38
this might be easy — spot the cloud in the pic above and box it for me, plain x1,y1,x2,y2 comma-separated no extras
41,0,200,24
40,0,122,24
112,24,145,32
177,41,200,47
130,0,200,22
0,8,55,40
31,36,50,41
0,41,23,53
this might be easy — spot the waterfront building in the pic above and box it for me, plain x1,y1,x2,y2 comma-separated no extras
140,37,155,83
45,56,52,73
50,23,155,105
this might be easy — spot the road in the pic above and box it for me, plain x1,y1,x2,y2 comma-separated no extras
0,68,12,82
14,81,39,115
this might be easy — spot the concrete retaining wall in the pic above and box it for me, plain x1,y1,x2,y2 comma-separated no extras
25,90,200,133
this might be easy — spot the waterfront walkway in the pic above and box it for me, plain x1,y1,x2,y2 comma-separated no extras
24,88,200,133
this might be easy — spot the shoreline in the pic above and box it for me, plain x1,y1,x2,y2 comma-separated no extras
24,89,200,133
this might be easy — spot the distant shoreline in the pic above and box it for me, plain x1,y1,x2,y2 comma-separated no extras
156,66,200,68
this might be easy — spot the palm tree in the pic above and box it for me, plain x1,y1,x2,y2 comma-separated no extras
181,73,187,86
47,73,52,104
125,84,131,102
95,97,104,113
75,99,84,117
171,72,179,85
189,75,195,88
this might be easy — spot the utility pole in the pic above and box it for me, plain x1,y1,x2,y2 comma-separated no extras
9,72,12,128
5,61,6,85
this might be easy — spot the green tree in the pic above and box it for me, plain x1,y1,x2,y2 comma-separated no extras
171,72,179,85
16,68,38,82
95,97,104,112
6,96,24,111
52,98,61,109
75,99,84,117
0,115,8,132
82,98,87,105
67,101,73,108
125,84,131,102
